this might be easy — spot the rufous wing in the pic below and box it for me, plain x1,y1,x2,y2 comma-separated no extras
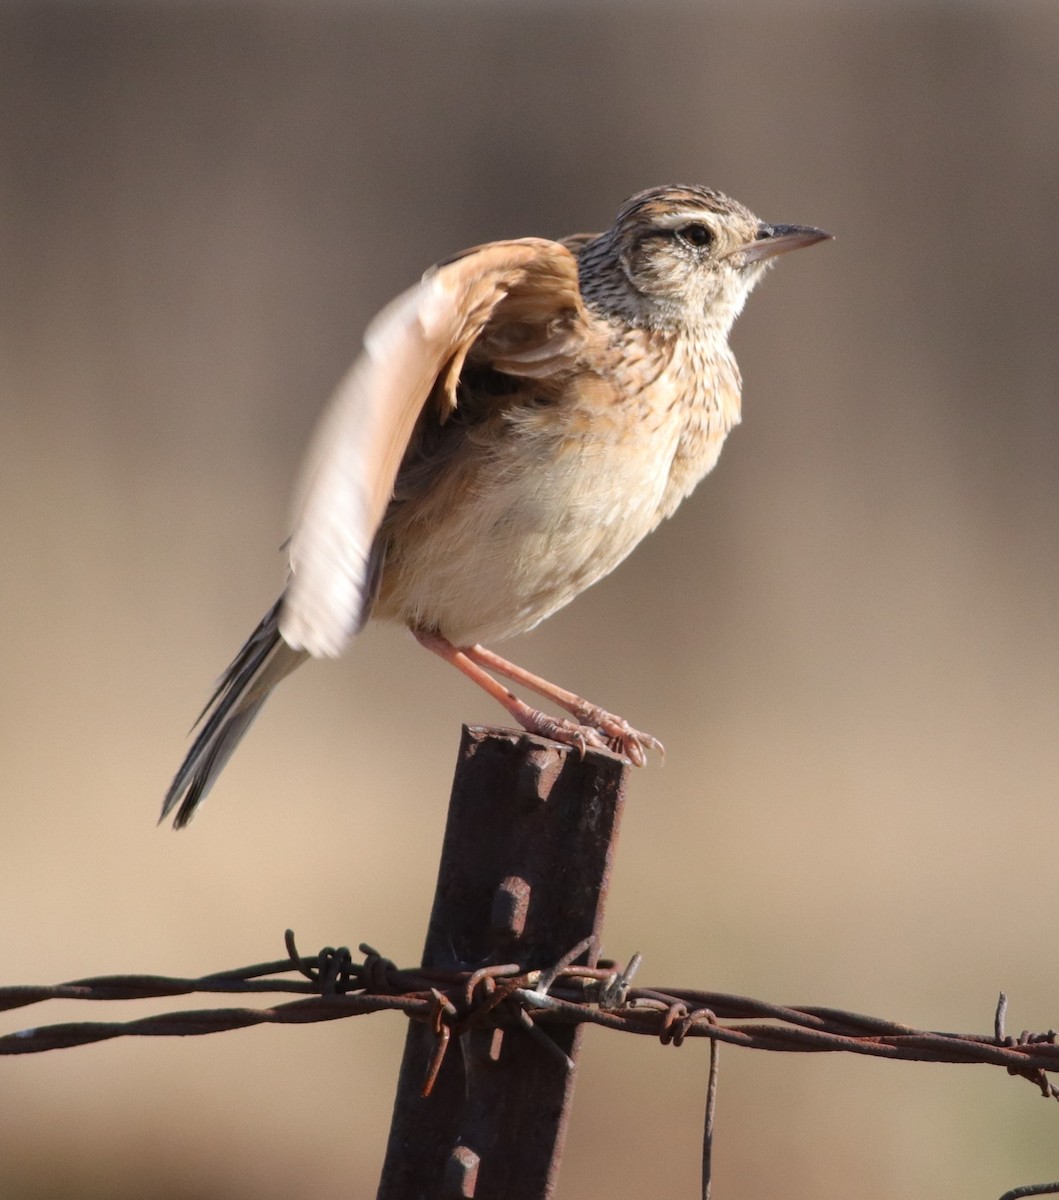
280,236,588,658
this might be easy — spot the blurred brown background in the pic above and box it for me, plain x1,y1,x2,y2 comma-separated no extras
2,1,1058,1196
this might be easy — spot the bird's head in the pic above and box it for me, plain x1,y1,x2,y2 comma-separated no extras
581,184,831,333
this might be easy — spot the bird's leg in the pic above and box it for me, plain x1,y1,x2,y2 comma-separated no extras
414,631,662,766
414,630,614,757
466,644,664,766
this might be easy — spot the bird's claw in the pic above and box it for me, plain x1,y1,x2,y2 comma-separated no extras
523,708,663,767
603,725,665,768
565,702,665,766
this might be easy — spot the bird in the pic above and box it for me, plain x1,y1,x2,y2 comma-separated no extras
162,184,830,827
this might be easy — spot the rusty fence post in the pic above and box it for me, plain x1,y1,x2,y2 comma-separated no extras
377,725,630,1200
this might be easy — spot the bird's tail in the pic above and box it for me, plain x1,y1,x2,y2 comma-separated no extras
161,598,308,828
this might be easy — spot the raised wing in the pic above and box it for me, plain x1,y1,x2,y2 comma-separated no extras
280,237,587,658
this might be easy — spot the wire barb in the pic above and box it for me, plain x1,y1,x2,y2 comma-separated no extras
994,990,1059,1100
597,952,643,1009
535,936,597,997
285,929,358,994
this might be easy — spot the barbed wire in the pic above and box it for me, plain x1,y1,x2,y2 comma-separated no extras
3,931,1057,1199
3,930,1056,1092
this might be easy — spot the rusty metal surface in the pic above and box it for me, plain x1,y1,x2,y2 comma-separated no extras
5,928,1059,1200
376,725,629,1200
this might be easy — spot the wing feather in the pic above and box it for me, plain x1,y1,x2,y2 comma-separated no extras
280,237,585,658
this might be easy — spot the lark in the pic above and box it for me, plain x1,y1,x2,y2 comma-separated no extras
162,185,830,826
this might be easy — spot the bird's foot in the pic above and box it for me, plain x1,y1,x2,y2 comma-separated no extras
413,631,664,767
522,706,663,767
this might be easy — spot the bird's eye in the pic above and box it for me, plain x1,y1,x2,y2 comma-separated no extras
676,223,713,249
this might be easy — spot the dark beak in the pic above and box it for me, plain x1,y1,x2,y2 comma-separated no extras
738,222,833,265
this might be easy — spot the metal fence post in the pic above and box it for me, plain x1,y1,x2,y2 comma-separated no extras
377,725,630,1200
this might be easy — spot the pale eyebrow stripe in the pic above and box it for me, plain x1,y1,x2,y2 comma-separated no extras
648,209,718,230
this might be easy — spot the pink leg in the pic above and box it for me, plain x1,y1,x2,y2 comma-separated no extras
414,630,663,766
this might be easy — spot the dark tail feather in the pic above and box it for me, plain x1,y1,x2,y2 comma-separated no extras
161,598,307,828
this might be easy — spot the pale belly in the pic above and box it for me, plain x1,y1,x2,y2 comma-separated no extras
373,400,730,647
